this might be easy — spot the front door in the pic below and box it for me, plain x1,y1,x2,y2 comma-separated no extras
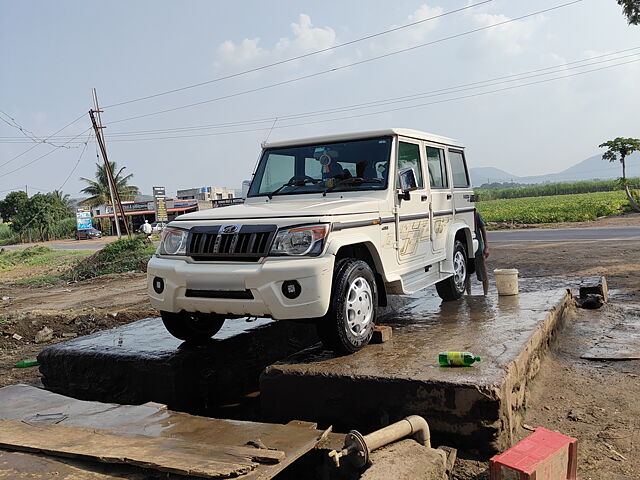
395,138,430,266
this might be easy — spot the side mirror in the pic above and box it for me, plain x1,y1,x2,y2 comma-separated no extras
398,168,418,200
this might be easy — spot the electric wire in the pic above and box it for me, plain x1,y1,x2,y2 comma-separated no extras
0,112,87,169
0,127,93,179
102,0,495,109
104,1,584,126
98,57,640,143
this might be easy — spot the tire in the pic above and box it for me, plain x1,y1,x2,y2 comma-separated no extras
436,240,468,301
160,311,225,343
316,259,377,354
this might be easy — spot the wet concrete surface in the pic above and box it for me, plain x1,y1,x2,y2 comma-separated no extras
37,280,573,458
260,286,574,456
38,317,318,418
0,384,326,479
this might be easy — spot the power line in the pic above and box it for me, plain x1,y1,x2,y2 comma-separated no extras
23,47,628,141
95,57,640,143
0,110,78,149
102,0,495,109
12,51,634,145
0,111,87,169
0,127,93,179
105,1,584,126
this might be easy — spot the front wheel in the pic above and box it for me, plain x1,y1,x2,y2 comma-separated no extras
161,311,225,343
316,259,377,354
436,240,468,301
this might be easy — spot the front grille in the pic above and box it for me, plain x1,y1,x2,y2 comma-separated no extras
187,224,277,260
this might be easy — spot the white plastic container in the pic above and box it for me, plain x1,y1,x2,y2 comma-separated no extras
494,269,519,296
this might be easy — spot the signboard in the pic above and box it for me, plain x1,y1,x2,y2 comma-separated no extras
153,186,168,222
76,208,92,231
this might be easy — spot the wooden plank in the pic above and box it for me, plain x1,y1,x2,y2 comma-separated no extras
0,419,285,479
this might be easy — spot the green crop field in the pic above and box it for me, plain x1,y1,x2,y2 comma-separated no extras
476,190,630,224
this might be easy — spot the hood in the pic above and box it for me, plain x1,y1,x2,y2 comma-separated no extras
173,195,383,222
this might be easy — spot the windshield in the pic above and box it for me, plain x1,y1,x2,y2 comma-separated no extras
248,136,392,197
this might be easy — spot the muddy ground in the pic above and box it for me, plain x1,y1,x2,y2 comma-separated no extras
0,215,638,480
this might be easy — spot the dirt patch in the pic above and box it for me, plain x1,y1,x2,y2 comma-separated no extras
453,239,640,479
0,272,152,388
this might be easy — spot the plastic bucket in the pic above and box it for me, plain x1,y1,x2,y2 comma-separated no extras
494,268,519,296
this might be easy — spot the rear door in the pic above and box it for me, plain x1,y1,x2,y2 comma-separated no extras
425,144,453,254
449,149,475,239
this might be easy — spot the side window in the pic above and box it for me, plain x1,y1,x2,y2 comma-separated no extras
396,142,424,188
448,150,470,188
426,146,448,189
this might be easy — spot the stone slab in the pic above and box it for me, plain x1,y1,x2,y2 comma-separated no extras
260,289,573,456
0,384,325,480
38,317,317,417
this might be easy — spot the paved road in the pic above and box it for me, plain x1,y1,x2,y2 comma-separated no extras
3,226,638,251
490,226,640,243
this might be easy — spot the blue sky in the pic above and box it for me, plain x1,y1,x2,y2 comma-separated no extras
1,0,639,198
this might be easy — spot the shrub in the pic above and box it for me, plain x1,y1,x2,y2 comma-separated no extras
68,236,156,281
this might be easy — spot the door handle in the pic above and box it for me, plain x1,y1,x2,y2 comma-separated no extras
446,194,452,200
421,195,428,201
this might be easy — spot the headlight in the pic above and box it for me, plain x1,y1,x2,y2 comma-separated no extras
270,224,329,256
160,228,188,255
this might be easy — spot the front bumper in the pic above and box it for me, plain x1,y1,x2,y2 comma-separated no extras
147,255,334,320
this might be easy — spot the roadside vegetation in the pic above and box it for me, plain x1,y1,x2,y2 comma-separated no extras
476,178,639,201
0,246,92,286
68,236,156,281
477,190,630,224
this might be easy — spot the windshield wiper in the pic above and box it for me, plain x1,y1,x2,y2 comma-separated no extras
322,177,382,196
267,178,322,199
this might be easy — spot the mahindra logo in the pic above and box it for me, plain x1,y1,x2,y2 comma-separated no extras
221,224,240,234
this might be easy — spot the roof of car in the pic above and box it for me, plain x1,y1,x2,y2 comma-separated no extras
263,128,463,149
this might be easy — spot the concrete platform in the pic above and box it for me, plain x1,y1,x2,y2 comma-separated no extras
38,317,318,418
260,289,573,456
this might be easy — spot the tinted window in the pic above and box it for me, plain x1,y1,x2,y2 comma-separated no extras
426,146,447,189
397,142,424,188
248,137,392,197
449,150,469,188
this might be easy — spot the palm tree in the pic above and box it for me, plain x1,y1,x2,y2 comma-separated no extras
80,161,140,207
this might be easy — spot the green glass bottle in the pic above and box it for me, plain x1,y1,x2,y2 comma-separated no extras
15,359,38,368
438,351,481,367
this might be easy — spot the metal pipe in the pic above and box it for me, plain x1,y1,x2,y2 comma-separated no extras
328,415,431,468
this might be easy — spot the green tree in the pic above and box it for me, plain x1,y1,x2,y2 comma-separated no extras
599,137,640,211
0,190,28,222
617,0,640,25
79,161,140,208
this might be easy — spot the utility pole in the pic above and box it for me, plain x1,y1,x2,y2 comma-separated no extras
90,88,129,237
25,185,28,196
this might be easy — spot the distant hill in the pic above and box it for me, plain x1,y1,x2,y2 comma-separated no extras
470,151,640,186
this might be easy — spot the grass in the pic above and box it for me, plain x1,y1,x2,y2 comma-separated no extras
0,246,91,273
476,190,630,224
68,236,156,281
476,178,640,200
13,274,62,286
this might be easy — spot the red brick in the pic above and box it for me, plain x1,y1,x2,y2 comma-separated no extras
490,427,577,480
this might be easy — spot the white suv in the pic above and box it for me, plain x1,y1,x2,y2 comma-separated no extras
148,129,478,353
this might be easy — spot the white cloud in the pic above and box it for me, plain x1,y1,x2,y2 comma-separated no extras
471,12,547,55
214,14,337,69
369,4,444,52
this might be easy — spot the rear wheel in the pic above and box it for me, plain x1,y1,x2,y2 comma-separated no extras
436,240,468,301
316,259,377,354
161,311,225,343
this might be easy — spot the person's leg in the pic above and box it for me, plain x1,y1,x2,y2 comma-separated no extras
465,273,472,295
476,252,487,296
